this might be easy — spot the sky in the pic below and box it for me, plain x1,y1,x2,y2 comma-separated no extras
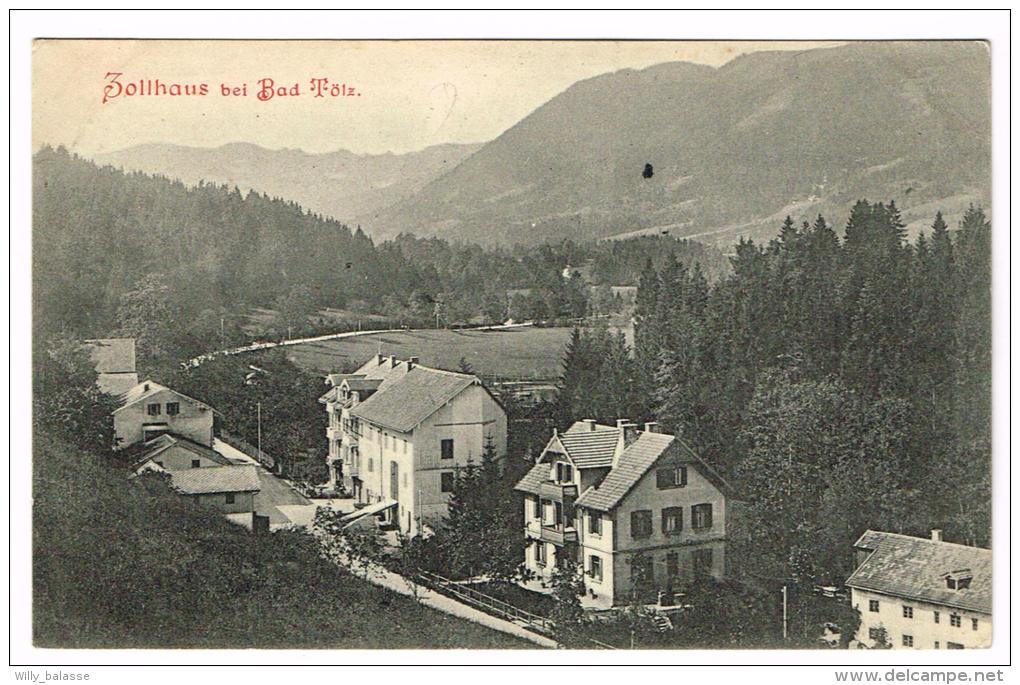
33,40,841,156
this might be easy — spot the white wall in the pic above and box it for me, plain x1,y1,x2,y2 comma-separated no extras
852,588,991,649
114,388,214,448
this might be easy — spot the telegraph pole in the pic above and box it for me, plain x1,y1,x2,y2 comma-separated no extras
782,585,789,640
257,401,262,460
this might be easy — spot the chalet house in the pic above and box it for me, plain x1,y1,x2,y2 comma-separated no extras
128,433,236,474
846,530,991,650
113,380,216,449
83,338,139,396
514,419,730,609
319,354,507,536
169,464,261,516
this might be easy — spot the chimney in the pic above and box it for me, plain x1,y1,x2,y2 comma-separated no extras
389,354,398,368
644,421,660,434
931,529,943,543
376,353,385,366
616,419,639,447
143,382,150,392
408,356,419,370
582,418,596,431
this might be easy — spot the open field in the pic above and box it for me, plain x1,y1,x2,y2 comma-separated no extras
285,326,575,380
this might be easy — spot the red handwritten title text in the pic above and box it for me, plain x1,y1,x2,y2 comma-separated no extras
102,73,361,104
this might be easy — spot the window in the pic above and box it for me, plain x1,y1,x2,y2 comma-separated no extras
630,510,652,539
934,642,940,649
555,462,573,483
902,635,914,647
950,614,961,628
368,457,374,472
441,439,454,460
972,618,979,631
535,542,547,567
631,555,653,584
225,493,235,504
869,600,880,613
666,552,679,578
166,402,180,416
589,555,603,581
656,465,688,489
402,473,408,489
532,497,542,520
147,403,161,416
903,606,914,619
662,507,683,534
934,611,940,624
947,642,964,650
440,471,454,493
692,503,713,529
191,459,201,468
588,512,602,536
693,548,713,577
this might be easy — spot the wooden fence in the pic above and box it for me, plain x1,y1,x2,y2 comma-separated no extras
416,571,617,649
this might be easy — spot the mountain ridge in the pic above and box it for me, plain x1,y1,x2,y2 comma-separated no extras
359,41,990,246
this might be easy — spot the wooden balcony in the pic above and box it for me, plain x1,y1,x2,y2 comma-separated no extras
540,524,578,546
538,480,578,502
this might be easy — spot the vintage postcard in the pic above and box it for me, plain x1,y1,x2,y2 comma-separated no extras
21,20,1000,670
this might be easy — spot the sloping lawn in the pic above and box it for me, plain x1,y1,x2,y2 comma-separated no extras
33,434,531,649
285,327,574,380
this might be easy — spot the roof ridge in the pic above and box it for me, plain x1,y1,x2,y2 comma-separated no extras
860,529,991,553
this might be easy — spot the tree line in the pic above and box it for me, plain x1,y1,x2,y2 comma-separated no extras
34,146,727,367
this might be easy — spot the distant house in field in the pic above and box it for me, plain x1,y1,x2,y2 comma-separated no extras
113,380,216,449
128,433,235,474
319,353,507,536
83,338,138,396
169,464,261,515
847,530,991,650
515,419,731,609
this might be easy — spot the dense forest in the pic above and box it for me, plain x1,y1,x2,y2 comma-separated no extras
33,146,727,367
556,202,992,582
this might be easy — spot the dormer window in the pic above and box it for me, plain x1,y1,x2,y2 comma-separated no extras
943,569,973,590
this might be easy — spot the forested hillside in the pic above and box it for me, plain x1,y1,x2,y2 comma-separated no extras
556,202,992,581
33,146,727,367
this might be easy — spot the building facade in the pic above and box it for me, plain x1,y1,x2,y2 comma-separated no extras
846,530,991,650
320,354,507,536
113,380,216,449
515,419,730,608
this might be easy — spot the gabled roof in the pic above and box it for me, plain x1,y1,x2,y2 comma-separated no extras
514,461,550,496
846,531,992,615
83,338,136,374
574,431,731,512
349,366,477,433
575,432,675,511
114,380,214,415
326,373,364,386
170,465,261,495
344,378,383,393
558,421,620,468
128,433,233,470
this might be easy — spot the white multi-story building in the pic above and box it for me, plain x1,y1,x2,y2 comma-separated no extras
514,419,730,608
847,530,991,650
320,354,507,536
